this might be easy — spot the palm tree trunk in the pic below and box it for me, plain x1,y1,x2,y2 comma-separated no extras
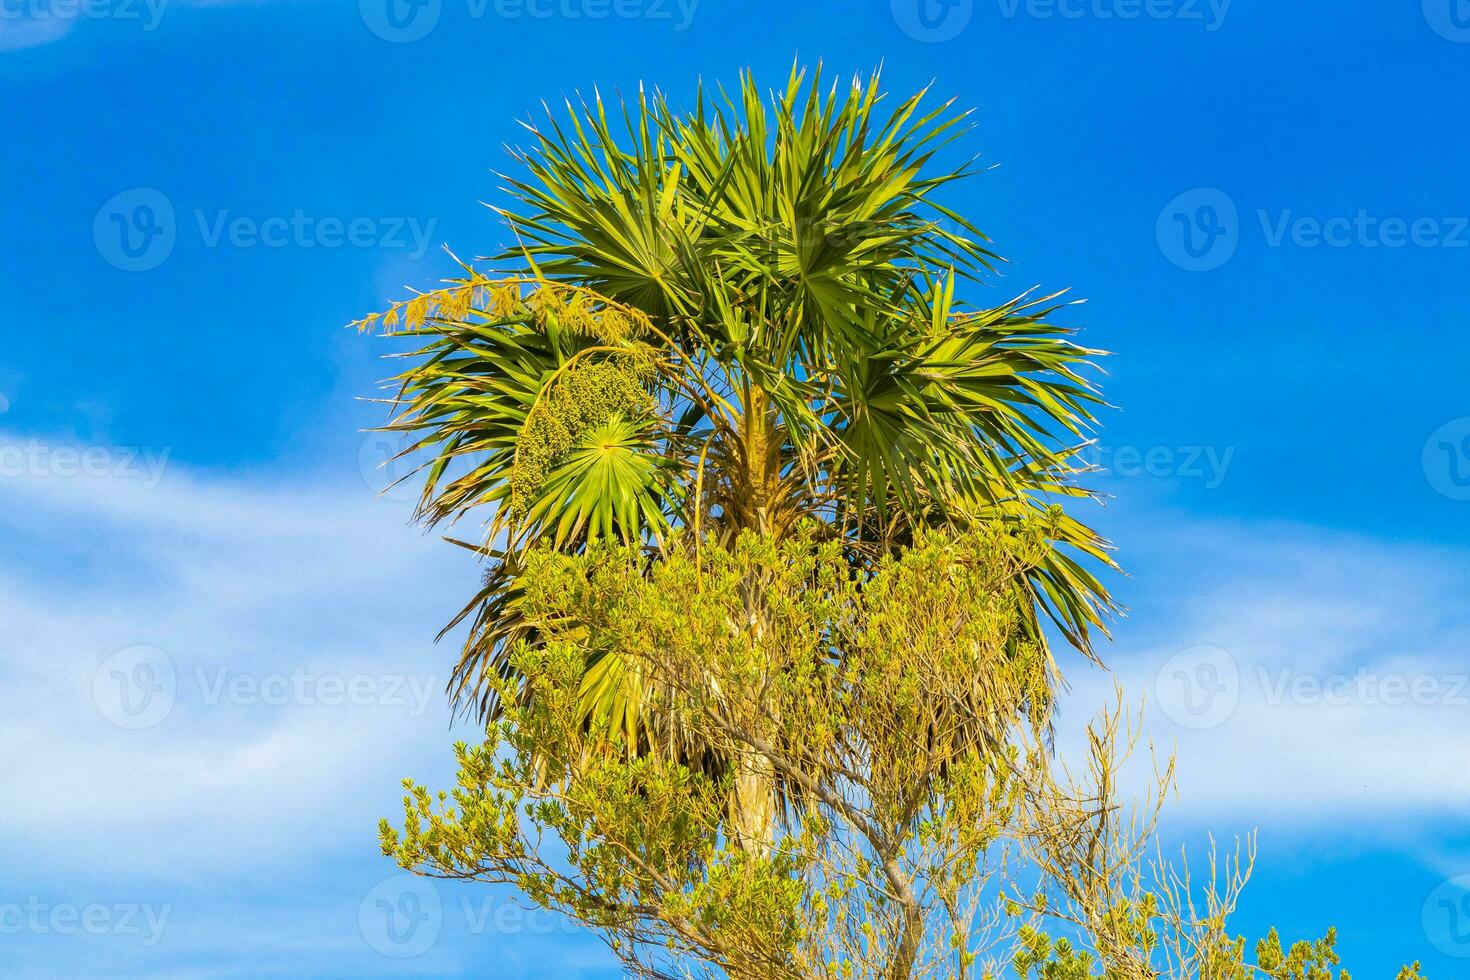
730,746,776,853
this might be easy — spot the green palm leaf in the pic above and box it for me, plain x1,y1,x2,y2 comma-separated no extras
355,68,1118,828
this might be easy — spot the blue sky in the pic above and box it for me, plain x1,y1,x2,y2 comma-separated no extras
2,0,1469,975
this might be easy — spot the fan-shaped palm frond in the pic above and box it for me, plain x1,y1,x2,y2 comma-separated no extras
356,65,1116,840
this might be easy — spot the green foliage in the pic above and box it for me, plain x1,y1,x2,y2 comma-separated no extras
1015,928,1096,980
355,67,1115,732
383,527,1040,977
382,531,1421,979
510,352,658,520
1254,928,1347,980
357,66,1428,980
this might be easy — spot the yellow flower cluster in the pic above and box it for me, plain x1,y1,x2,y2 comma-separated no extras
353,276,652,343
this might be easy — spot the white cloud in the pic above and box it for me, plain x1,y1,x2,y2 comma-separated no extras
0,0,294,53
1055,514,1470,839
0,12,76,50
8,458,1468,876
0,456,486,877
4,447,1466,972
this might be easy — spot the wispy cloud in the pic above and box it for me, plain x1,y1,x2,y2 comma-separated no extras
1056,513,1470,844
0,456,484,877
0,0,261,53
0,13,77,50
4,443,1464,974
0,446,620,975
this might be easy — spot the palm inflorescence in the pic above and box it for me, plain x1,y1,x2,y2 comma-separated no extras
355,65,1115,760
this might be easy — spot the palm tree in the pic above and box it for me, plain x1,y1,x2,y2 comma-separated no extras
356,65,1114,847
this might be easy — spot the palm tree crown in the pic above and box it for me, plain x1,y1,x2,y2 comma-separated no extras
355,66,1115,771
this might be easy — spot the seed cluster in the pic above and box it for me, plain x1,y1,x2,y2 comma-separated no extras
511,355,658,517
